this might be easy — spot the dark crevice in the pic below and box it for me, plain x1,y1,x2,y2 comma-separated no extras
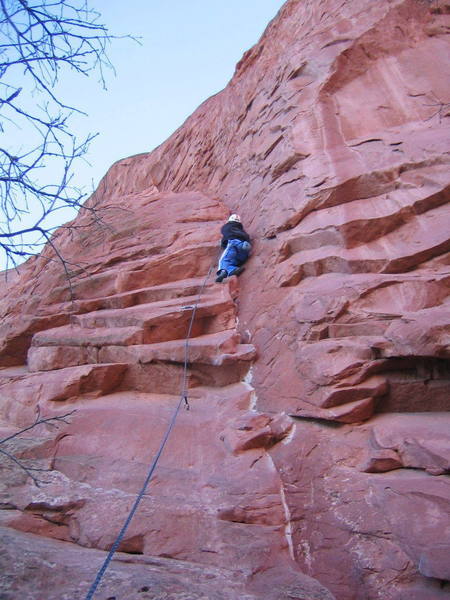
372,356,450,413
289,415,344,428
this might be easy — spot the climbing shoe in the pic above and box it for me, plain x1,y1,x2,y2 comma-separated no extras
215,269,228,283
233,266,245,277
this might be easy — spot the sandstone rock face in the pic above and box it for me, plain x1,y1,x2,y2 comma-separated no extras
1,1,449,599
0,526,295,600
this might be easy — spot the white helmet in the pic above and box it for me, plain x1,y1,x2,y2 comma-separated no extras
228,214,241,222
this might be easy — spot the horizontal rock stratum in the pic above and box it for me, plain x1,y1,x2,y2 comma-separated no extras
1,1,449,599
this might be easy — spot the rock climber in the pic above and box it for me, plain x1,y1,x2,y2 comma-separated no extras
215,214,251,283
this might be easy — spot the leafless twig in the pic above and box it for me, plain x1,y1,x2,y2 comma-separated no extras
423,91,450,123
0,0,138,270
0,407,76,486
0,407,76,444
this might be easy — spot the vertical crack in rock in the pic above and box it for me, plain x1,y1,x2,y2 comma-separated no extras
278,465,295,561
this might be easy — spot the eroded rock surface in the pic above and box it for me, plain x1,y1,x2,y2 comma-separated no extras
1,1,449,599
1,526,332,600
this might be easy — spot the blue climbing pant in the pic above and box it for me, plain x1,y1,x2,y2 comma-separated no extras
218,239,251,276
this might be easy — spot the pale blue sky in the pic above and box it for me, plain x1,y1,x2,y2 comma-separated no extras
63,0,286,193
1,1,285,270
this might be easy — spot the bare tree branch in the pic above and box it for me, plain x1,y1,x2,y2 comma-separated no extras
0,446,52,486
0,0,138,270
0,407,77,486
0,407,76,444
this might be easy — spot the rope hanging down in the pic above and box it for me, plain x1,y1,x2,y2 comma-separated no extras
84,257,217,600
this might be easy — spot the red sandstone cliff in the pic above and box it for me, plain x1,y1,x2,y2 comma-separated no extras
1,1,449,599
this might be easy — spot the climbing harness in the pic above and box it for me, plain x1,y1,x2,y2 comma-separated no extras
84,256,217,600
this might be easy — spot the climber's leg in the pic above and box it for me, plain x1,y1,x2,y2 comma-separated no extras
235,240,251,266
217,241,239,277
216,240,251,281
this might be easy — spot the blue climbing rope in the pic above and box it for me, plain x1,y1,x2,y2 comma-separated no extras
84,257,217,600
